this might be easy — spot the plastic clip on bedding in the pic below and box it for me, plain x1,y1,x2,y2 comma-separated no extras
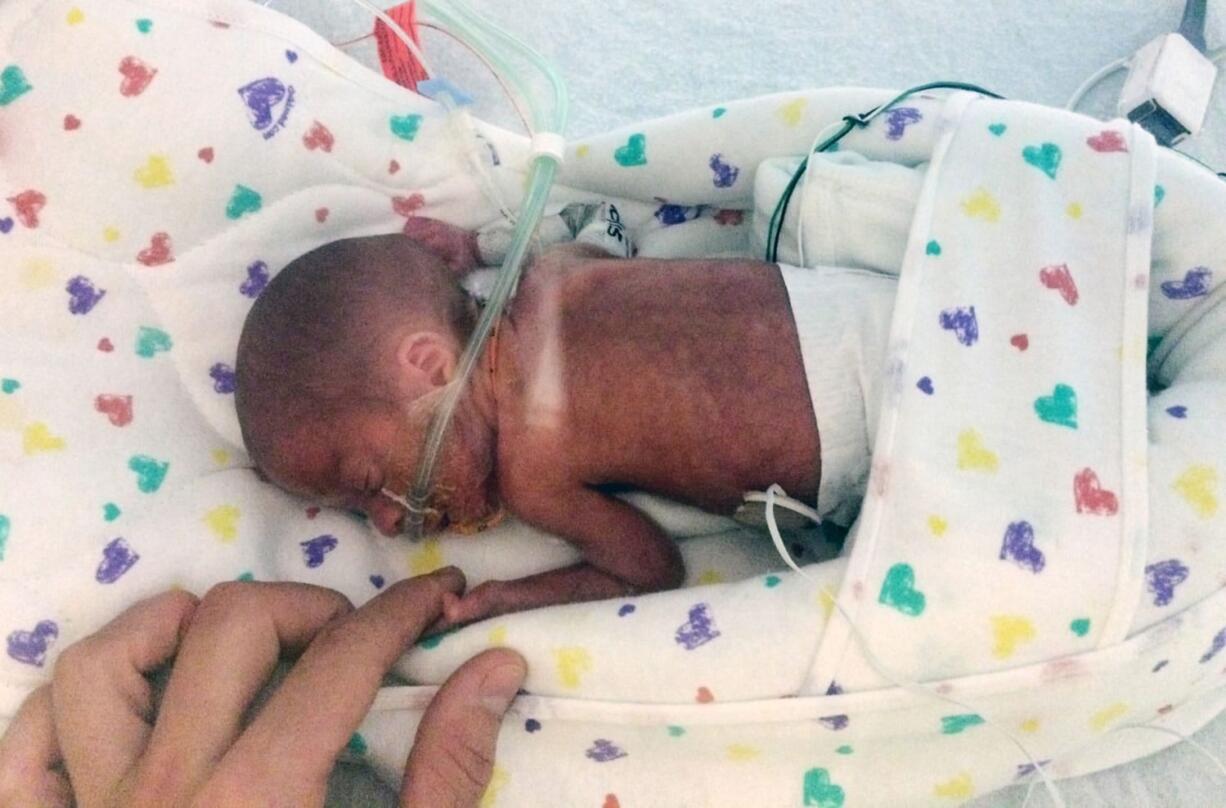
5,1,1226,806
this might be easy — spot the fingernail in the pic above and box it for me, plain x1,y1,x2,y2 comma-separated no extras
479,661,526,715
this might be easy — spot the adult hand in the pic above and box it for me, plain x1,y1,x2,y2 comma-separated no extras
0,569,526,808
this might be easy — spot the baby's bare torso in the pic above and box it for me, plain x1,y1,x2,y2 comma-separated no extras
493,251,821,517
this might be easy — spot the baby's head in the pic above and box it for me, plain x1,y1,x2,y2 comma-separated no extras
235,234,476,534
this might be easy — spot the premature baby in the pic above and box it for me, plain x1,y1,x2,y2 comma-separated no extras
235,212,894,626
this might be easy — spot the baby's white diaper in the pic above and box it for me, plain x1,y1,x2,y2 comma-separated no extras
777,265,896,524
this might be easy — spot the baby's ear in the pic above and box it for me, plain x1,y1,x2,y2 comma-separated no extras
396,331,459,391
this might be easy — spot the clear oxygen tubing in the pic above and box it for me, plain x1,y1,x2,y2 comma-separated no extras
374,0,568,539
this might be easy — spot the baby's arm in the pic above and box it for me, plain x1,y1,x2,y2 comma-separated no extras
404,203,632,276
441,486,683,626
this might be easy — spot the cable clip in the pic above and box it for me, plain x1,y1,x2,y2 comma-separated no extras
842,112,874,129
530,132,566,164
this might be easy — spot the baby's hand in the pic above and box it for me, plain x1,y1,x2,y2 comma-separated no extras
440,580,508,628
401,217,481,273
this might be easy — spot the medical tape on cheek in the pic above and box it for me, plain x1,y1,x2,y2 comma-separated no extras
762,484,1068,808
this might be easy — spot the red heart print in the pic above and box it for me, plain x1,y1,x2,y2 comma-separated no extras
314,207,329,223
303,121,335,153
714,208,744,226
137,232,174,266
696,686,714,703
1010,334,1029,351
603,796,621,808
1039,263,1079,306
388,159,401,175
63,114,81,131
94,394,133,427
97,337,114,353
392,193,425,217
306,506,320,519
8,189,46,228
1074,468,1119,516
1086,130,1127,153
118,56,157,97
198,146,215,163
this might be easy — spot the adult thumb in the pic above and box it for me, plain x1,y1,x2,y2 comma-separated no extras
400,648,526,808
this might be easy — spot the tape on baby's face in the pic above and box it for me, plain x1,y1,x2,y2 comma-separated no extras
380,486,443,535
380,486,505,536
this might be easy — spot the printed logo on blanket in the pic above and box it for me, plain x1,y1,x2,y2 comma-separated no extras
238,77,296,140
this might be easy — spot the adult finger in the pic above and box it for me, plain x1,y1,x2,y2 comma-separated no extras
0,686,72,808
210,568,465,800
133,582,352,805
400,648,526,808
51,589,198,807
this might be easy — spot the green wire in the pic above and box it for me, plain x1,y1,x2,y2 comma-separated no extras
765,82,1004,263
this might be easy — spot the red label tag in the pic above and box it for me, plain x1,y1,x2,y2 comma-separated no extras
374,1,429,91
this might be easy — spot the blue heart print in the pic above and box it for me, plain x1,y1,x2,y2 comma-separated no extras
66,276,106,315
938,306,979,346
210,363,236,394
300,534,338,568
1145,559,1189,606
240,260,270,298
999,520,1045,573
709,153,740,188
585,739,627,762
675,602,721,649
884,107,922,140
6,619,58,667
1160,266,1212,300
95,537,140,583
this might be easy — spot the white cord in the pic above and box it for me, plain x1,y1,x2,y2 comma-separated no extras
1017,716,1226,807
1068,46,1225,112
794,120,844,267
1066,57,1130,111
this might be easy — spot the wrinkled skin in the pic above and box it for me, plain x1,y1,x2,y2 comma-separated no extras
263,219,822,628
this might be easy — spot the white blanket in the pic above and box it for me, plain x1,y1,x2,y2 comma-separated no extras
4,2,1226,805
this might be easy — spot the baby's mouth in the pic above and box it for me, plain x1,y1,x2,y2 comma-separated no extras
386,484,502,536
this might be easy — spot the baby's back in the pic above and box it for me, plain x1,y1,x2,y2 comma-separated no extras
494,252,821,516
